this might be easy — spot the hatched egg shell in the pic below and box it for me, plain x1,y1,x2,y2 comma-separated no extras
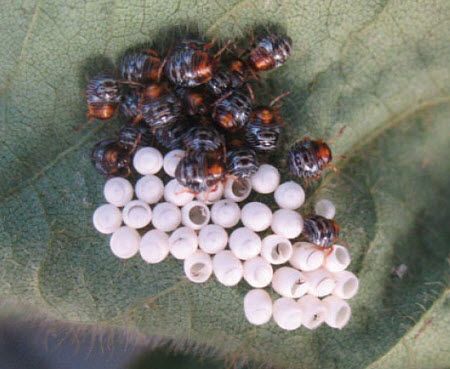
184,250,213,283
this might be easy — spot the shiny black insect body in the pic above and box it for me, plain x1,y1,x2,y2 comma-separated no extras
86,75,121,120
119,51,162,82
182,126,224,153
302,215,340,248
207,69,243,97
175,152,225,193
208,57,249,97
119,87,141,120
212,89,252,131
153,121,189,150
118,123,153,150
245,106,282,151
226,147,258,178
91,139,131,177
287,138,332,180
165,40,214,87
248,34,292,72
141,84,183,131
176,87,210,116
208,69,235,96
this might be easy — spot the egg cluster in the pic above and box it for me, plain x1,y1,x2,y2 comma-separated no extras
93,145,359,331
87,31,358,331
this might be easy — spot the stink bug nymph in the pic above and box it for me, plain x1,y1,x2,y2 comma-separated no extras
118,123,153,151
165,39,215,87
182,125,225,153
212,89,253,131
141,83,183,131
208,59,247,96
119,87,142,121
245,95,286,152
119,50,162,82
302,215,340,248
176,87,210,116
175,152,225,193
287,138,332,180
91,139,131,177
226,146,259,178
153,121,189,150
86,75,121,120
249,33,292,72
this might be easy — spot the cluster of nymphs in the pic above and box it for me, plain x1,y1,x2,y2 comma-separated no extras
88,32,359,331
88,33,293,179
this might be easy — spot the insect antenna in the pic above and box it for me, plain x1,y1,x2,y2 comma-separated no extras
269,91,290,107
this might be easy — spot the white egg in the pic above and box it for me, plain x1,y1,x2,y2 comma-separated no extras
135,175,164,204
139,229,170,264
323,245,351,272
210,199,241,228
212,250,243,287
168,227,198,260
224,177,252,202
243,257,273,288
271,209,303,239
109,226,140,259
314,199,336,219
243,289,272,325
271,266,309,298
164,179,194,207
152,202,181,232
229,227,262,260
303,268,336,297
196,182,224,204
289,242,325,271
297,295,327,330
103,177,133,207
332,271,359,299
261,235,293,265
133,147,163,175
322,295,352,329
163,149,185,177
198,224,228,254
93,204,122,234
251,164,280,194
274,181,305,209
272,297,303,330
240,202,272,232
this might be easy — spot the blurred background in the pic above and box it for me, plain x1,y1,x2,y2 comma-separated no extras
0,319,139,369
0,319,250,369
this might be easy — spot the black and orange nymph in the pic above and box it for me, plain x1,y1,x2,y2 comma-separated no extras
164,39,215,88
302,215,340,248
287,138,332,180
175,151,225,193
86,75,121,120
140,83,183,131
91,139,131,177
248,33,292,72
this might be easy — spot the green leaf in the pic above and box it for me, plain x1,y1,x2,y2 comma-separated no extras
0,1,449,369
